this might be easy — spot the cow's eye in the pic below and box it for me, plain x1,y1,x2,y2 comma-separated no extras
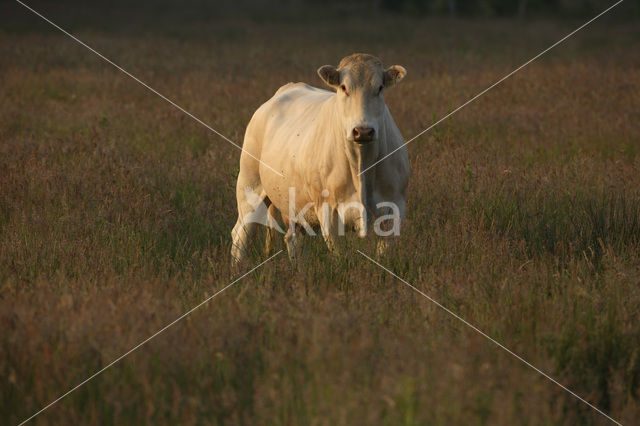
340,84,348,95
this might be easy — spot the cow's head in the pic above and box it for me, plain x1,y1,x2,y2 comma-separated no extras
317,53,406,144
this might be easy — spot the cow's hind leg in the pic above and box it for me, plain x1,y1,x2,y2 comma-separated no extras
231,186,270,265
264,204,281,256
284,226,303,264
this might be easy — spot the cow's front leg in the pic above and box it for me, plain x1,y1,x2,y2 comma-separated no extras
373,200,404,256
317,206,340,255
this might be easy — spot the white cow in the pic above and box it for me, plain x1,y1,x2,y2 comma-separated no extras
231,53,410,263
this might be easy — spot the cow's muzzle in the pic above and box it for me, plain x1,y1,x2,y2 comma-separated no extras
352,126,375,144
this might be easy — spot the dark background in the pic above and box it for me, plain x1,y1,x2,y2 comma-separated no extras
3,0,639,33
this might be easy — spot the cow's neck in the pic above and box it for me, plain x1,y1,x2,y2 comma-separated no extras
323,95,382,212
344,140,378,214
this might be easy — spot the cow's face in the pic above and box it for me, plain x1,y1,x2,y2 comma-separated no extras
318,54,406,144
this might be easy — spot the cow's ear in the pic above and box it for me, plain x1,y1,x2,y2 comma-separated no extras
317,65,340,88
383,65,407,88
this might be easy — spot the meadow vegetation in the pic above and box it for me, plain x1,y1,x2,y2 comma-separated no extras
1,3,640,424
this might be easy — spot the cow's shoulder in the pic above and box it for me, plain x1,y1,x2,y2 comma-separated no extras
376,112,410,193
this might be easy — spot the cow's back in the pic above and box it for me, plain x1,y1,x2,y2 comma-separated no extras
244,82,332,156
240,82,336,213
261,82,332,132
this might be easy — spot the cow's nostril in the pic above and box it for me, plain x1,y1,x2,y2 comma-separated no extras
353,127,375,142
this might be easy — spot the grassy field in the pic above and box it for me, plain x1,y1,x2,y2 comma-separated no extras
2,3,640,425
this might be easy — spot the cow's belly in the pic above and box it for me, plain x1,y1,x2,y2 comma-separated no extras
260,171,321,227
